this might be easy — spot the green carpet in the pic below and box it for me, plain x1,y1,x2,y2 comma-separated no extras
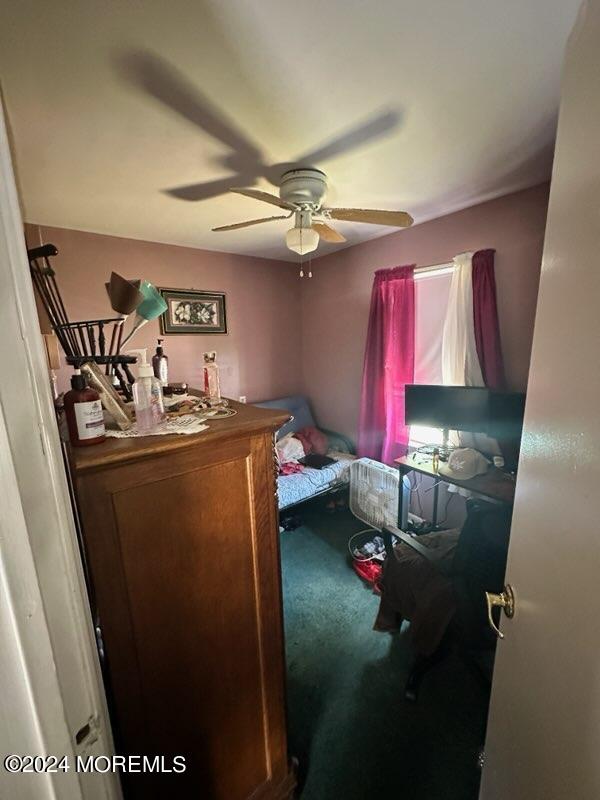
280,501,488,800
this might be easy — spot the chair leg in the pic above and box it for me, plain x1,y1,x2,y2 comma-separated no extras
404,635,451,702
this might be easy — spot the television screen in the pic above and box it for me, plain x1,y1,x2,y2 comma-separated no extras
405,384,526,468
488,391,526,440
405,384,490,433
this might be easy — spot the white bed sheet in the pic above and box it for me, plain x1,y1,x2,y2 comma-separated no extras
277,451,355,510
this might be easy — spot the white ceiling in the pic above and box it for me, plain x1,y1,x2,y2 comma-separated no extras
0,0,581,261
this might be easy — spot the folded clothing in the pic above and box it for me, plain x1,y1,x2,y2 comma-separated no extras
276,432,305,463
276,426,332,476
280,461,304,476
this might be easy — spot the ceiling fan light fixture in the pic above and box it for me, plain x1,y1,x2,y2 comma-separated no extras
286,225,319,255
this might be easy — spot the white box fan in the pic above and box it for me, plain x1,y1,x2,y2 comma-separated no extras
349,458,410,531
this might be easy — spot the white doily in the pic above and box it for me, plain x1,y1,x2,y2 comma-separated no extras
106,414,209,438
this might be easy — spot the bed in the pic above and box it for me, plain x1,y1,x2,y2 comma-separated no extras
254,395,356,510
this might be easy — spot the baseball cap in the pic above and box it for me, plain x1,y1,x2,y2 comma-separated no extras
438,448,489,481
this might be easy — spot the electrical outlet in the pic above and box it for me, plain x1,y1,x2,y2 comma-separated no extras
239,395,247,403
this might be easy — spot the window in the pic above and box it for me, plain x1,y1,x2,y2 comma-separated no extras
409,266,453,447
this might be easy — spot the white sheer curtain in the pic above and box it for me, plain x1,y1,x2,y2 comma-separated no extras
410,252,499,455
441,251,499,461
441,252,483,386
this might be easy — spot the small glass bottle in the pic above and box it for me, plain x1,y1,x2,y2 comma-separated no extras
152,338,169,386
432,447,440,473
202,351,221,403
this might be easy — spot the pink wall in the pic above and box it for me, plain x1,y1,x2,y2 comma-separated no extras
26,225,302,400
300,183,550,440
27,182,548,422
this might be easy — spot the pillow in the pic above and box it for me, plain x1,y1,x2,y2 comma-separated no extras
254,396,316,440
295,426,329,456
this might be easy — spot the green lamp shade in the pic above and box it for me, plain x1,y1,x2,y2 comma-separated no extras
118,281,168,350
136,281,168,321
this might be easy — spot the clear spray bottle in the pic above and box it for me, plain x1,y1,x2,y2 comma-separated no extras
127,348,165,433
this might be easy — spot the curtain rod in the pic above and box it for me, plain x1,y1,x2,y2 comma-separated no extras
414,261,453,275
415,251,479,273
377,252,477,276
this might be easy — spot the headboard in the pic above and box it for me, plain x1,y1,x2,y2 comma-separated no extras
254,395,316,439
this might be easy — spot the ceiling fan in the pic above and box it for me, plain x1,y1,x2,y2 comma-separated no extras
212,168,413,255
117,52,413,255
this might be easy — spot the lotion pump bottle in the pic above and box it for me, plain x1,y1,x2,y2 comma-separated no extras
128,348,165,433
152,338,169,386
64,368,106,446
202,351,221,402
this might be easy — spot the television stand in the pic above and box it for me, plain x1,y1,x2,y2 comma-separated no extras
395,452,515,529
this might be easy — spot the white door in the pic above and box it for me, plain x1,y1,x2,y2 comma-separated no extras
481,2,600,798
0,99,121,798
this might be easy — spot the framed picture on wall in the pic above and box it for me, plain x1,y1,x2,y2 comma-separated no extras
159,288,227,335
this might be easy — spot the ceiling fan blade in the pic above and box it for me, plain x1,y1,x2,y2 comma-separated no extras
295,110,400,165
164,175,256,202
116,51,263,161
328,208,414,227
230,188,296,211
212,215,289,232
312,222,346,243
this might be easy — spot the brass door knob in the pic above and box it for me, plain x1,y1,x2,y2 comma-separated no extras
485,585,515,639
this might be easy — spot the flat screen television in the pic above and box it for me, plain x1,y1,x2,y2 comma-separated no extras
405,384,490,433
487,390,526,441
405,384,526,468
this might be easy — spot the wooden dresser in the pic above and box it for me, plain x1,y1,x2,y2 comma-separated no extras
69,400,295,800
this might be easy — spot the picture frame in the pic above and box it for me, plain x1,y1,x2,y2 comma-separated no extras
159,288,227,335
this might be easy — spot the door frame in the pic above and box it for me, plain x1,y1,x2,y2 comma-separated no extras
0,99,121,799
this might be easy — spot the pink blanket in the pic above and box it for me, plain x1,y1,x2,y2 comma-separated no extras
280,461,304,476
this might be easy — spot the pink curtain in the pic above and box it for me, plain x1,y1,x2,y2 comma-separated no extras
472,249,505,389
358,265,415,463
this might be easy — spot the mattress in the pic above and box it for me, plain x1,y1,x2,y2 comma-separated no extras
277,451,355,510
